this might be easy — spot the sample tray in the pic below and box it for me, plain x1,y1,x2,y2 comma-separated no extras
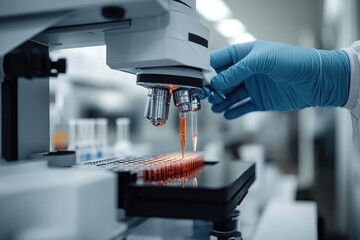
79,153,255,221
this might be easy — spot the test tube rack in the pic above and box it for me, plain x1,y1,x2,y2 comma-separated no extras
80,152,204,185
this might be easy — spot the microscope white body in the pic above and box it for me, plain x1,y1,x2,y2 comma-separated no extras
105,1,209,73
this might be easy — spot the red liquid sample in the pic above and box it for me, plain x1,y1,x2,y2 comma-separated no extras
142,152,205,185
180,117,186,159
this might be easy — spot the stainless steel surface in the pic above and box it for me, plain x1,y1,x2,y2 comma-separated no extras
144,88,171,127
173,89,192,113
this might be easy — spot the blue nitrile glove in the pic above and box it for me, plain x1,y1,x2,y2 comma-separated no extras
206,41,350,119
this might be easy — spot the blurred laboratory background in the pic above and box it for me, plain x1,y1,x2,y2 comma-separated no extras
48,0,359,239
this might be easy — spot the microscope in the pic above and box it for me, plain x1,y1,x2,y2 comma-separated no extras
0,1,254,239
104,0,208,154
105,0,207,127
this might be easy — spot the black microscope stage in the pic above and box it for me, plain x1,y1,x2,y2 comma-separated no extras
79,153,255,222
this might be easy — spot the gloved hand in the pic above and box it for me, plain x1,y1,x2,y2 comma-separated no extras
206,41,350,119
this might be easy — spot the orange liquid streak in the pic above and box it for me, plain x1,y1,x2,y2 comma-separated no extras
180,117,186,159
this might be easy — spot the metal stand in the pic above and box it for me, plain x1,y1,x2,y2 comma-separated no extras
1,41,65,160
211,210,242,240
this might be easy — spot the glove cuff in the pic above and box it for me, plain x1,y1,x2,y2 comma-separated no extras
342,41,360,148
342,41,360,147
316,48,350,107
342,41,360,110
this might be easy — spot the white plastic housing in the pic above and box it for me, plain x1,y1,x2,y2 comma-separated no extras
0,161,125,240
105,1,210,74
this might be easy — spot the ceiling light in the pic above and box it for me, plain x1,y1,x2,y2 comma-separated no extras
215,19,247,38
229,33,256,45
197,0,231,22
324,0,342,22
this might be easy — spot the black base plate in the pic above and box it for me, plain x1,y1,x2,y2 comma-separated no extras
123,160,255,221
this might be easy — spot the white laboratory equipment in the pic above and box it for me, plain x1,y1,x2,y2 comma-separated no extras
0,1,286,240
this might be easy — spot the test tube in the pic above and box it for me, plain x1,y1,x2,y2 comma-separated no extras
179,112,186,159
114,117,132,156
88,119,96,160
96,119,108,158
191,94,201,152
117,118,129,143
77,119,85,161
191,111,198,152
83,119,92,161
68,119,76,151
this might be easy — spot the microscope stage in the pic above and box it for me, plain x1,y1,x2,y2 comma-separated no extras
79,154,255,221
